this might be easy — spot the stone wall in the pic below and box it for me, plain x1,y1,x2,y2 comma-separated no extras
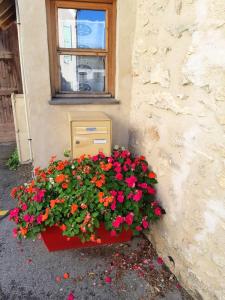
129,1,225,299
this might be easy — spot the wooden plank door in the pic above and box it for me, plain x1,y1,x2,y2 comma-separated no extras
0,23,22,143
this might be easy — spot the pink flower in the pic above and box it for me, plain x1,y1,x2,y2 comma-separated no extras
157,257,164,265
117,192,124,203
151,201,158,207
23,214,31,222
138,182,148,189
115,166,122,173
110,230,117,237
92,155,99,161
121,150,130,158
12,228,18,238
142,218,149,229
125,213,134,225
127,192,133,199
125,158,132,165
131,163,136,171
133,190,143,202
123,165,128,172
113,162,121,173
125,176,137,188
147,186,156,195
33,189,45,202
113,151,120,158
9,208,19,219
115,173,123,181
112,216,124,228
113,162,121,168
154,207,162,216
105,276,112,283
110,190,117,197
67,292,75,300
98,152,105,158
30,215,35,223
111,200,116,211
108,157,114,163
37,215,43,224
21,203,28,211
136,226,142,231
141,163,148,172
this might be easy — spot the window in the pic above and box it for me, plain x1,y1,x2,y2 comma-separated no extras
47,0,116,99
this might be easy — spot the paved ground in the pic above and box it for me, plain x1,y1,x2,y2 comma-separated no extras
0,143,193,300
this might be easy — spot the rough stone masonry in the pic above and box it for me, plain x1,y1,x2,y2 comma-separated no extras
129,0,225,299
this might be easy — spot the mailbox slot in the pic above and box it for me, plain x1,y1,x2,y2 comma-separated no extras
70,112,112,158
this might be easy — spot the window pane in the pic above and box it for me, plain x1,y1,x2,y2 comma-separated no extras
59,55,105,92
58,8,106,49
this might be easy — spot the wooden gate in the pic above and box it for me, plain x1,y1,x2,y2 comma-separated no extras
0,23,22,143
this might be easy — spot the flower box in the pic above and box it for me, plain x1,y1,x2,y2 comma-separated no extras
10,148,164,247
41,223,133,252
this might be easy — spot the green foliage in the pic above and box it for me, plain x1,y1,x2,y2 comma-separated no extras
6,149,20,170
9,148,164,243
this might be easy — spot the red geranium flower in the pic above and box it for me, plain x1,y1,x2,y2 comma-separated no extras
154,207,162,216
55,174,66,183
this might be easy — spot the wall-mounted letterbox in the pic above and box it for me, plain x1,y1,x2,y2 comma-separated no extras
69,112,112,158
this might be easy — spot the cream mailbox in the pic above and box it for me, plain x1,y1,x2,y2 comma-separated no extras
69,112,112,158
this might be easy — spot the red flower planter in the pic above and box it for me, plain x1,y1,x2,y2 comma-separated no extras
41,223,133,252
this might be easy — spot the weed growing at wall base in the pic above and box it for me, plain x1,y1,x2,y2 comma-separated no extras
6,149,20,170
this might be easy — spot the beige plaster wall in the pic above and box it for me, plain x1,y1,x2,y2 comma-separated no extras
17,0,225,298
17,0,136,167
129,0,225,299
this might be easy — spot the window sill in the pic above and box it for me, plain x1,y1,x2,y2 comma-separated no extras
49,97,120,105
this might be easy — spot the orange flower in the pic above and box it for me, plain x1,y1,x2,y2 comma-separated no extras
91,176,97,183
42,208,50,221
60,224,67,231
90,234,96,242
63,272,70,279
50,200,56,209
80,226,86,233
83,213,91,225
10,187,18,198
71,203,78,214
98,192,104,197
98,192,113,207
103,196,113,207
20,227,28,236
148,172,156,179
96,180,103,188
34,167,40,176
96,238,102,244
40,172,47,180
56,161,65,171
55,174,66,183
62,182,68,189
100,162,112,171
98,192,104,201
26,182,36,194
51,199,65,208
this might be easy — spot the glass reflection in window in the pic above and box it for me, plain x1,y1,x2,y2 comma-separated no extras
60,55,105,92
58,8,106,49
